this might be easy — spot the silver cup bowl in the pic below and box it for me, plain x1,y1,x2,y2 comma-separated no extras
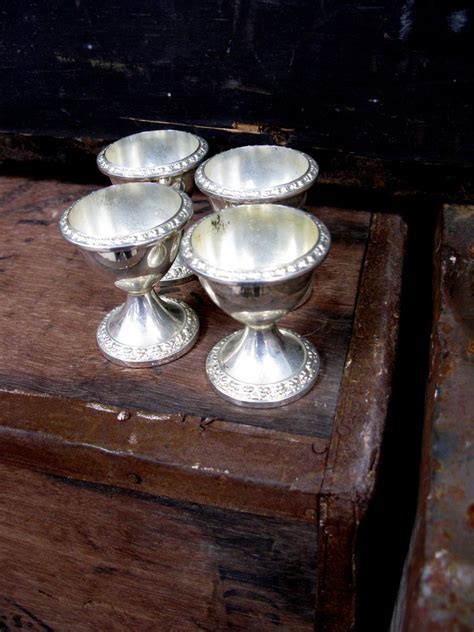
60,182,199,367
181,204,331,407
194,145,319,212
97,129,208,285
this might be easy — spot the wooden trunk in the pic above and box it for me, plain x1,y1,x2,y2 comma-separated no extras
0,176,406,630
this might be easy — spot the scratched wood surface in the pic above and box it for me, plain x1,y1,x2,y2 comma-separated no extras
0,389,326,523
0,175,370,438
317,210,407,631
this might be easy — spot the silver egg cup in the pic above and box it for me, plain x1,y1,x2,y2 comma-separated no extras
195,145,319,212
60,182,199,367
181,204,331,407
194,145,320,308
97,129,208,286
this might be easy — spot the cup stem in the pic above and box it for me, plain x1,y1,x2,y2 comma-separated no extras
220,324,304,385
107,289,183,348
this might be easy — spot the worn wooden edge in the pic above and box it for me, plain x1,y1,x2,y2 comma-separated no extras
391,208,443,632
322,211,407,498
0,173,372,525
392,204,474,631
0,389,326,523
315,211,407,631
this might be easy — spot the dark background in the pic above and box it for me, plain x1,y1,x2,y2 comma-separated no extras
1,0,472,168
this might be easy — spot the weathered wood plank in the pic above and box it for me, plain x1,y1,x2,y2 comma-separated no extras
0,173,409,628
317,212,407,631
0,461,318,631
0,390,325,522
322,212,407,496
2,134,473,203
391,205,474,631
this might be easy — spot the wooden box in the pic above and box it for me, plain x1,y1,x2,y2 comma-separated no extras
0,176,406,630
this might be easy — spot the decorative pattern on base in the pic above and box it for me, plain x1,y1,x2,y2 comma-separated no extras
97,298,199,367
160,258,195,286
206,329,320,408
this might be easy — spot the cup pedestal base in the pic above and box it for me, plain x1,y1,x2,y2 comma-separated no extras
206,327,320,408
160,253,195,286
96,294,199,367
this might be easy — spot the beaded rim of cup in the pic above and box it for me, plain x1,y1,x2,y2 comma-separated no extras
96,130,209,180
60,183,193,252
181,204,331,284
195,145,319,203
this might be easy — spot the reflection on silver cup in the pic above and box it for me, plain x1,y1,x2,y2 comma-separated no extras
195,145,319,211
181,203,331,407
60,182,199,367
97,129,208,285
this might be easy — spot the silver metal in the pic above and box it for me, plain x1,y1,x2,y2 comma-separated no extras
97,129,208,285
97,129,208,186
60,182,199,367
206,329,320,408
96,297,199,367
193,144,319,307
194,145,319,212
181,204,331,407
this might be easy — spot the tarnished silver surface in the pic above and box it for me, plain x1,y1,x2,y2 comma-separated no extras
97,129,208,285
195,145,319,212
181,204,331,407
60,182,199,367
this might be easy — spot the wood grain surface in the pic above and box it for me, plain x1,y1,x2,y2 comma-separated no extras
0,176,370,438
0,389,325,522
317,211,407,631
0,461,317,631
